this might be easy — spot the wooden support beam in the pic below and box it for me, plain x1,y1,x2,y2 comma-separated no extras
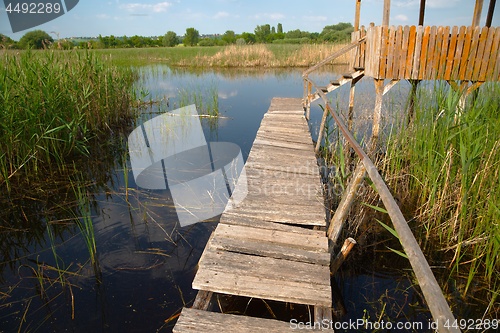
330,238,357,274
192,291,214,311
371,79,385,146
472,0,484,27
383,0,391,26
419,0,426,26
354,0,362,32
327,162,366,244
486,0,497,27
315,108,329,154
348,75,363,131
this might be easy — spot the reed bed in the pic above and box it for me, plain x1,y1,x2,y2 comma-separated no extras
0,50,136,189
176,43,350,68
380,82,499,295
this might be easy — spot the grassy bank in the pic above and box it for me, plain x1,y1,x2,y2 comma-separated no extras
94,43,350,67
0,50,136,189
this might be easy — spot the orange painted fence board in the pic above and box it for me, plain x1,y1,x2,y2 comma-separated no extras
363,25,500,81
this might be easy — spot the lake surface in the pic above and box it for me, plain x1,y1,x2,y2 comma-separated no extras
0,65,459,332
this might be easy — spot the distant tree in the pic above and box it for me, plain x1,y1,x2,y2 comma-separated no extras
0,34,16,49
184,27,200,46
320,22,354,43
19,30,53,49
236,38,246,45
239,32,256,44
222,30,236,44
163,31,178,47
272,26,276,34
254,24,271,43
199,38,217,46
277,23,283,34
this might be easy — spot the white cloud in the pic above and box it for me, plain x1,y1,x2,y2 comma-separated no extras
214,11,230,19
120,2,172,13
252,13,285,21
97,14,111,19
394,14,409,22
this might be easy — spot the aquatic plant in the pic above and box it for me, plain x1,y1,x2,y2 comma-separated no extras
0,50,136,189
381,82,500,295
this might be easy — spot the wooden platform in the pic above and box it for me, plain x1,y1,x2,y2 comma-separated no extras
174,98,332,331
174,308,298,332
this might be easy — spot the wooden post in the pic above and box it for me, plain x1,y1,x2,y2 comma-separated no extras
348,76,363,131
371,79,385,150
383,0,391,26
327,163,366,244
486,0,497,27
407,80,420,124
472,0,484,27
330,238,357,274
315,108,329,153
354,0,362,32
419,0,426,26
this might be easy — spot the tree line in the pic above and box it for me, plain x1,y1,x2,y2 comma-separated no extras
0,22,353,50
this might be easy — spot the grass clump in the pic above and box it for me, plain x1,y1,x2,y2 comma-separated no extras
0,50,136,189
381,82,500,296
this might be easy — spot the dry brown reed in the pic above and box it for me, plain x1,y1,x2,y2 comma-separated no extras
178,43,349,68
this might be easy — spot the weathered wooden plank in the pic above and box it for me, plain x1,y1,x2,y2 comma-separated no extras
418,26,431,80
213,223,327,252
430,26,443,79
412,26,424,79
437,26,450,79
444,26,459,80
399,25,410,79
465,26,481,80
473,26,490,81
378,25,390,78
225,205,325,227
386,26,396,79
406,25,417,79
478,27,496,81
209,235,330,265
174,308,297,333
193,251,331,306
197,249,331,286
220,212,325,236
489,27,500,81
452,26,467,80
425,26,437,79
459,26,475,80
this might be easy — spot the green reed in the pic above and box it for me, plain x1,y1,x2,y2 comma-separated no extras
381,82,500,295
0,50,136,189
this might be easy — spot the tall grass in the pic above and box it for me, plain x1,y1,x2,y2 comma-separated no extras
0,50,136,189
186,44,350,67
381,82,499,295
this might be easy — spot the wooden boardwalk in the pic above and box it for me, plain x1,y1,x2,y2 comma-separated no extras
174,98,332,331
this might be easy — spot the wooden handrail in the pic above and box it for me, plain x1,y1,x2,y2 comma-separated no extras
305,78,461,333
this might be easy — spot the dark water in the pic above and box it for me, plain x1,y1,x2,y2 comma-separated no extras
0,66,485,332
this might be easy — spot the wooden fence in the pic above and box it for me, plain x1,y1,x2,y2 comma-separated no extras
361,25,500,81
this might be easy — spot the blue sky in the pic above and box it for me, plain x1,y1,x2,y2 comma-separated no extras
1,0,499,40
